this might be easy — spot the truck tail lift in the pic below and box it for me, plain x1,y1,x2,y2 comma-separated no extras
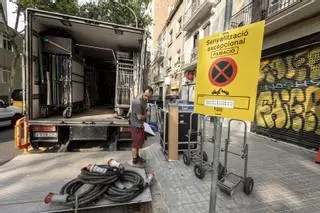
217,119,254,196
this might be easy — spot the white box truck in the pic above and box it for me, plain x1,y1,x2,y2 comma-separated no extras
23,9,147,150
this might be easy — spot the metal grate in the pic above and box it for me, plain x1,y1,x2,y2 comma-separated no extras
117,51,134,105
268,0,303,16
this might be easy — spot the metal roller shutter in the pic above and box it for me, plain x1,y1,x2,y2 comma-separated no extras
252,44,320,149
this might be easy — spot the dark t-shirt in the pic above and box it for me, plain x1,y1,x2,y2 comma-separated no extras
130,94,147,128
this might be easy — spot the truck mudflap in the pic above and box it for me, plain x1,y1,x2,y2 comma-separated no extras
15,116,30,151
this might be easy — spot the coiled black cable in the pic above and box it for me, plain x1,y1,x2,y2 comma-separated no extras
50,166,147,208
60,178,109,207
78,165,121,185
103,170,145,202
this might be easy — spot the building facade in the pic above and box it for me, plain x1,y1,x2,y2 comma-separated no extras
0,0,23,102
148,0,320,148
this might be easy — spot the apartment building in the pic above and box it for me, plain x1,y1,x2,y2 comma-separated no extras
150,0,185,103
147,0,177,63
232,0,320,148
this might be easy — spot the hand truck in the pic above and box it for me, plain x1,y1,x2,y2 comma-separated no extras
217,119,254,196
183,114,224,180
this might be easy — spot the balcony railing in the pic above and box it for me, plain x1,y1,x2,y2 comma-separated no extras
155,47,165,62
154,73,164,83
231,0,303,28
183,0,212,31
268,0,302,16
230,2,254,28
191,47,198,62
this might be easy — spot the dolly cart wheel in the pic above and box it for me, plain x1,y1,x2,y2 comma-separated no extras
218,163,226,180
183,152,191,166
194,164,205,179
202,151,208,162
244,177,254,195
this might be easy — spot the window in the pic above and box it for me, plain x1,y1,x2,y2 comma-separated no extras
176,17,182,37
203,22,211,37
168,57,172,69
3,34,12,51
176,49,181,65
169,29,173,45
193,32,199,49
0,68,10,83
160,62,164,73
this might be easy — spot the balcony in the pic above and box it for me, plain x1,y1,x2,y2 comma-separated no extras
154,47,165,63
181,47,198,71
154,73,164,83
183,0,221,32
230,0,320,34
191,47,198,61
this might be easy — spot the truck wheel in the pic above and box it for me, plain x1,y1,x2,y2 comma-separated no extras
11,114,22,127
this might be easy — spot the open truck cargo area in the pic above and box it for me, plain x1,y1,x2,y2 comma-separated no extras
25,9,147,148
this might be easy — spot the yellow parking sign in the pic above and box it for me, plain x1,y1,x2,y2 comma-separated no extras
194,21,265,121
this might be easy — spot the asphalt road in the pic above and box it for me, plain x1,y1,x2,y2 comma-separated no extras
0,127,14,143
0,127,21,165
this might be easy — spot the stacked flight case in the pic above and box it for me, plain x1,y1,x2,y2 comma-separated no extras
160,104,198,155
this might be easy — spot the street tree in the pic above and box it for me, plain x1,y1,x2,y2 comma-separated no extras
78,0,152,29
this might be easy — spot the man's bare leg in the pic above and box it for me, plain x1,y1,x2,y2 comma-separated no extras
137,148,146,163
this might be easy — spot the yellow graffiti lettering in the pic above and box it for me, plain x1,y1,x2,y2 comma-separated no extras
255,91,273,128
289,89,305,132
256,87,320,136
271,92,286,128
281,90,291,129
309,47,320,81
292,51,309,81
285,55,295,79
305,86,320,134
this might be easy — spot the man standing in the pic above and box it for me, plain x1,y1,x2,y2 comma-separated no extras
130,86,153,166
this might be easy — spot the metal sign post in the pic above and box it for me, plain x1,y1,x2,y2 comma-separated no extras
192,1,264,212
209,117,223,212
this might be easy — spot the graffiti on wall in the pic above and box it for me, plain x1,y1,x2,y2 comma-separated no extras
255,45,320,137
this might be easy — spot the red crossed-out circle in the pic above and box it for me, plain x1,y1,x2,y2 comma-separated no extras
208,57,237,87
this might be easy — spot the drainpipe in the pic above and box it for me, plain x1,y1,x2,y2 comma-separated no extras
224,0,233,31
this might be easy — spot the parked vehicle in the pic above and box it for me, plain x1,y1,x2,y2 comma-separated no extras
21,9,147,150
0,99,23,127
11,89,23,109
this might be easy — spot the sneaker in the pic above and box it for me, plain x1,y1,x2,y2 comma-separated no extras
137,156,146,163
132,158,144,167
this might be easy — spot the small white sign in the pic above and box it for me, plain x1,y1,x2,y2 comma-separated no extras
33,132,58,138
204,99,234,109
144,122,156,136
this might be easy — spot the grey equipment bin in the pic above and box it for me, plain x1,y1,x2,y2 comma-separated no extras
217,119,254,196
